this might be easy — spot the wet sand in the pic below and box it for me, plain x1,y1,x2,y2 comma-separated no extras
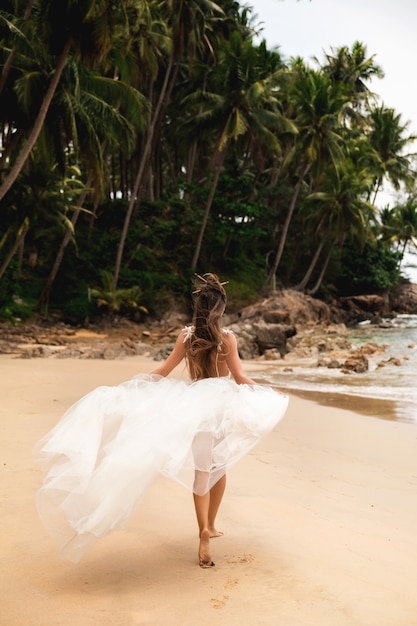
1,354,417,626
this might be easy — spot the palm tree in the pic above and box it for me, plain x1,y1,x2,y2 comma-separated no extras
112,0,225,288
0,219,29,281
0,1,35,97
91,270,147,318
295,158,374,292
367,105,416,206
1,41,146,299
389,195,417,270
318,41,383,111
0,0,128,201
0,158,86,282
35,175,93,310
184,31,288,270
266,66,348,285
377,205,398,246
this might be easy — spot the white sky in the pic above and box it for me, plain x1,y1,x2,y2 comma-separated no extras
249,0,417,281
250,0,417,136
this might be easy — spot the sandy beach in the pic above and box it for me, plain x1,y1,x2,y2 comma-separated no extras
1,353,417,626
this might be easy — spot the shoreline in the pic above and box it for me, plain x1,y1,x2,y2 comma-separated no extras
2,354,417,625
2,349,416,426
2,314,417,427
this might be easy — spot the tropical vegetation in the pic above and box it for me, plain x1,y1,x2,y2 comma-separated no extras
1,0,416,322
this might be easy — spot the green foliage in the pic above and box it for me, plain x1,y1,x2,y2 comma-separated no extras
224,276,261,311
1,4,416,319
90,270,148,318
0,295,37,322
60,293,95,324
0,262,37,320
336,241,402,295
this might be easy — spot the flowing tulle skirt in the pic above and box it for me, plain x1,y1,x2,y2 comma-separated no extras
34,374,288,562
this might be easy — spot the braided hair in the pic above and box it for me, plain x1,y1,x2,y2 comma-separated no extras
185,273,229,380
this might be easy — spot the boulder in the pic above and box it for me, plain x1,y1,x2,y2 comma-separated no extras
389,283,417,313
339,294,388,314
253,322,288,357
263,348,282,360
262,309,290,324
239,289,333,326
341,354,369,373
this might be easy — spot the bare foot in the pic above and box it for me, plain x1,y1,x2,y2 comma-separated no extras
199,528,214,568
209,527,224,538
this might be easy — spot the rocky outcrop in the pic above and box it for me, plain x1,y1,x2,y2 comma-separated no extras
339,294,389,316
220,289,334,360
237,289,334,326
389,283,417,313
226,320,296,360
1,284,414,368
0,321,159,360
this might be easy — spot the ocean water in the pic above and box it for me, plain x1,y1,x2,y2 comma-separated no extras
255,314,417,426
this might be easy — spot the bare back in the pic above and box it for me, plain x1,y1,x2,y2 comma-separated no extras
151,326,255,385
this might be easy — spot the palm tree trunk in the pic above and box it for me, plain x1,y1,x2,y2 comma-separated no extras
266,162,311,285
113,55,174,290
36,178,92,309
0,219,29,281
191,146,227,271
0,0,35,96
398,238,410,270
269,153,284,188
371,178,382,206
186,142,198,183
308,244,334,295
295,235,327,291
0,37,72,201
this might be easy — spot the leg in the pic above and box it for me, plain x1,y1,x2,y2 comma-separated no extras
192,434,225,566
193,480,214,568
208,474,226,538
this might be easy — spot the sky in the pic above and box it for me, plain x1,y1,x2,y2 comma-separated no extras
249,0,417,280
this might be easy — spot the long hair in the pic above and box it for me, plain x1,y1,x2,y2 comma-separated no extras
185,273,228,380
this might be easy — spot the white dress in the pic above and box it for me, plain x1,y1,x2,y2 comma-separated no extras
34,328,289,562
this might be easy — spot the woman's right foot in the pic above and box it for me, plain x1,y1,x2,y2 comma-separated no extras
199,528,214,568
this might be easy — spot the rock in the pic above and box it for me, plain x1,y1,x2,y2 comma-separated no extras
355,341,387,356
341,354,369,373
263,348,282,360
262,309,290,324
389,283,417,313
253,322,288,357
237,340,260,360
239,289,333,326
379,356,402,367
324,323,348,335
317,357,343,369
19,345,54,358
153,345,174,361
339,294,388,314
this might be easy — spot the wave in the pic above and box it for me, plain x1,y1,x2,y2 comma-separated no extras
253,317,417,425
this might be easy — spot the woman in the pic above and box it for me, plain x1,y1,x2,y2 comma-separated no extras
35,274,288,567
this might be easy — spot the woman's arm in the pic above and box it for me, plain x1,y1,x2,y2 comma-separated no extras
150,330,186,377
224,332,256,385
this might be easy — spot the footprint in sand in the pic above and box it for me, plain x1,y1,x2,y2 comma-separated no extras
224,576,239,589
225,553,255,564
210,594,229,609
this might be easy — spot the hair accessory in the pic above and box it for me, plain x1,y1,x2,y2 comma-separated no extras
192,273,228,294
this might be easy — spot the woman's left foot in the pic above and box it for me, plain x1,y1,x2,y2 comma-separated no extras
199,529,214,568
209,528,224,538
